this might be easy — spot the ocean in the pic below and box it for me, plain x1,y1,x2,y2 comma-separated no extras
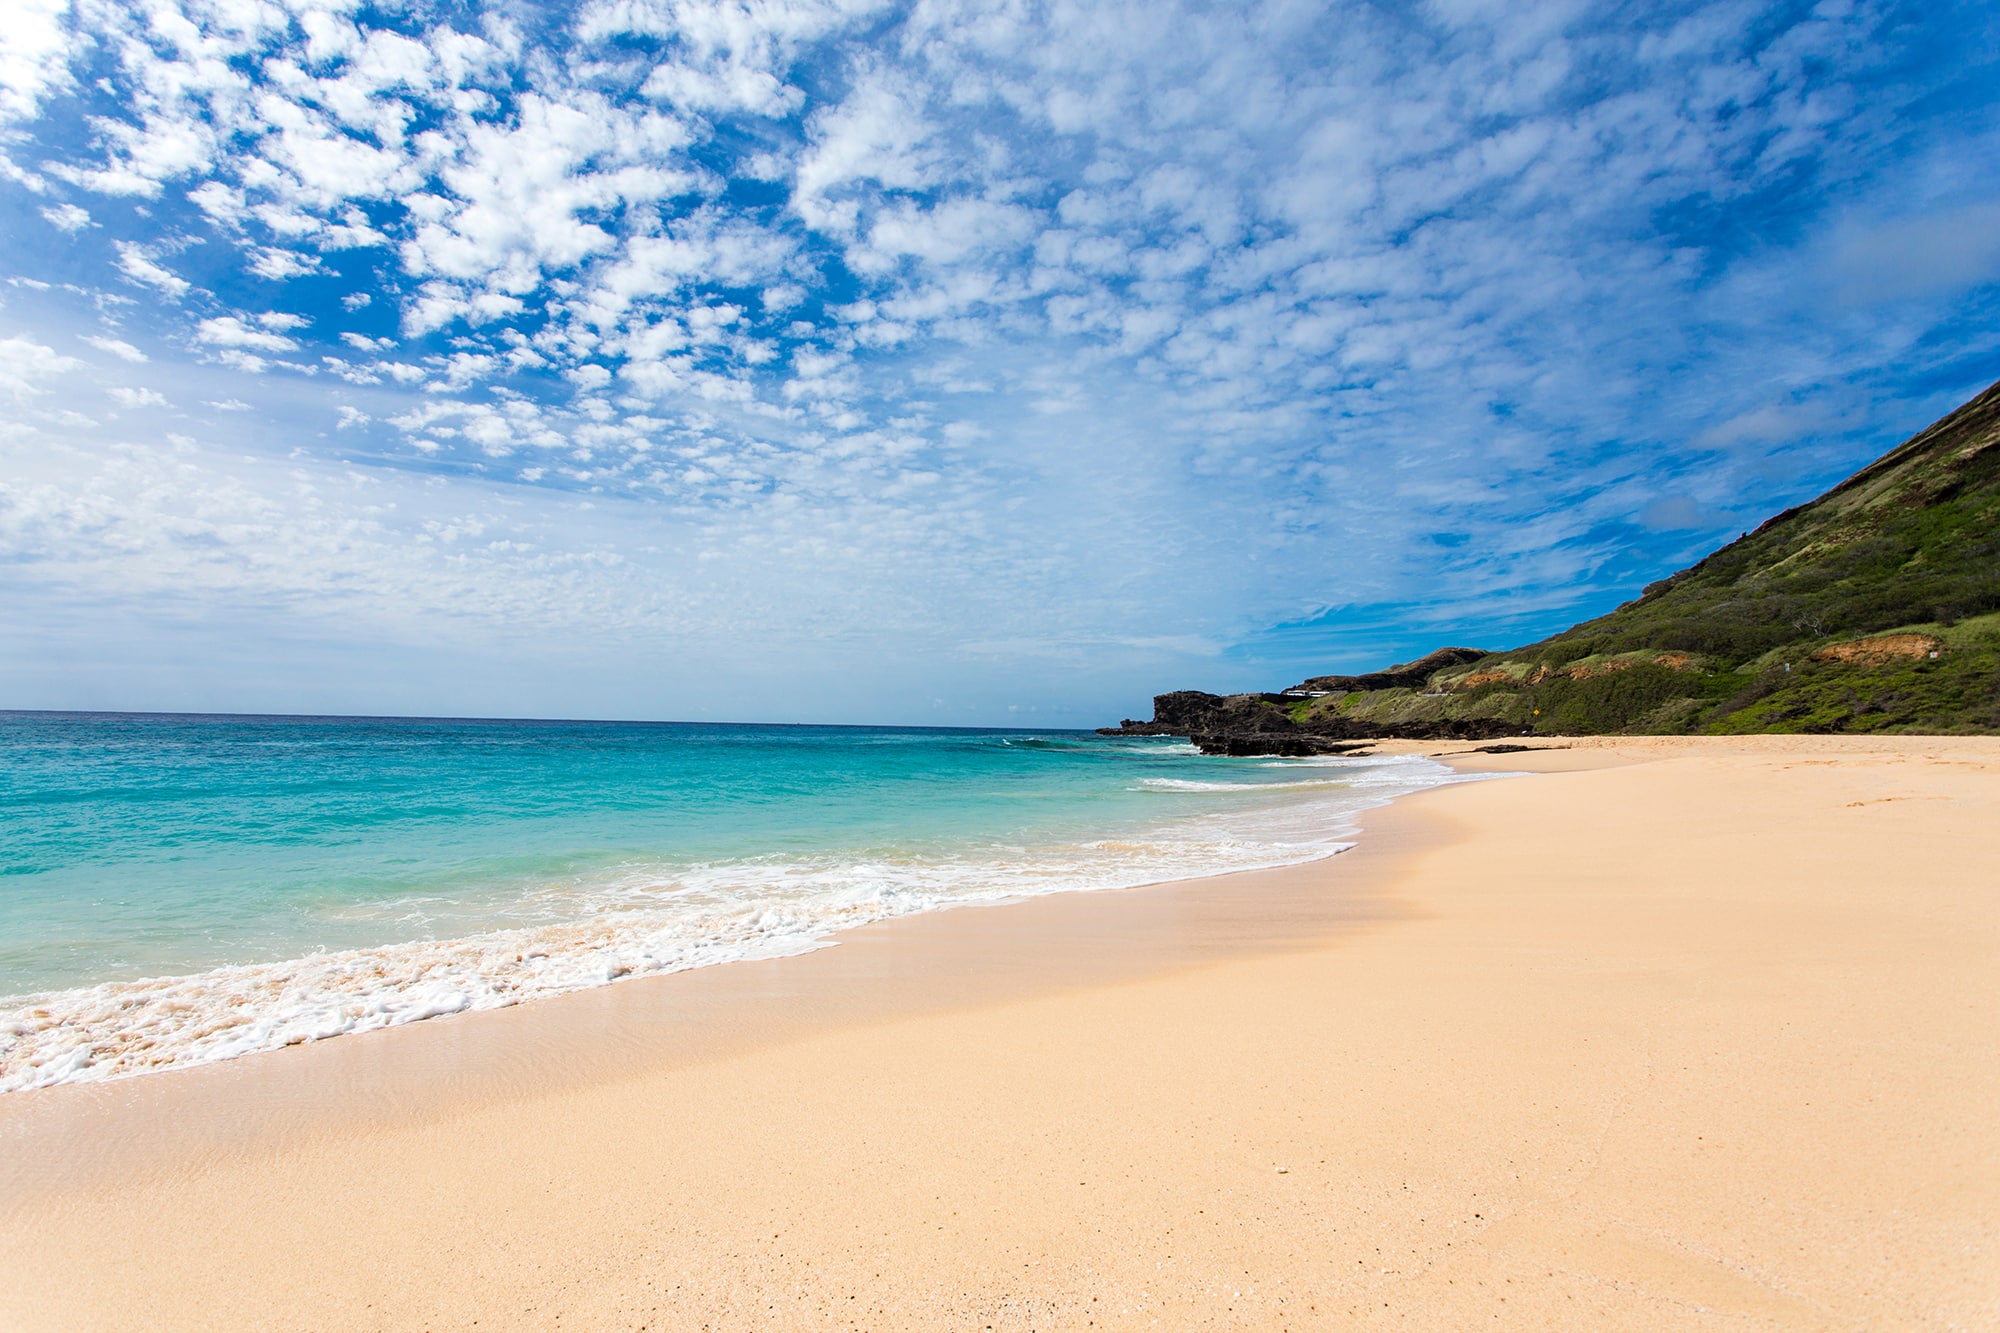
0,712,1458,1092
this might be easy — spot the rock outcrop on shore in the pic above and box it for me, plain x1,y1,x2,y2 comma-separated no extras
1103,684,1521,755
1107,376,2000,754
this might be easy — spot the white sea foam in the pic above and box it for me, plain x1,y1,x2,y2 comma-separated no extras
0,755,1460,1093
1138,777,1363,793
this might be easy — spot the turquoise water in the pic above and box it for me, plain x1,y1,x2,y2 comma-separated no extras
0,712,1455,1090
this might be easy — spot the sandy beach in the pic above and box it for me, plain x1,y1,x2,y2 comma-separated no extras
2,735,1995,1330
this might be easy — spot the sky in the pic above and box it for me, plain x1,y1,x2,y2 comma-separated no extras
1,0,1996,726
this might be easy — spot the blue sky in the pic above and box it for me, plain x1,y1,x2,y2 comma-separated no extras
1,0,1996,725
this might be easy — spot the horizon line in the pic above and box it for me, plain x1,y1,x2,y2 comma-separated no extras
0,707,1111,734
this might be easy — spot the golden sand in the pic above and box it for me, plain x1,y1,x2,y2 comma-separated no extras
2,736,1995,1329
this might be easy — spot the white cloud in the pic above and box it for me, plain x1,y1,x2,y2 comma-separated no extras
0,0,75,125
82,335,148,362
188,180,246,226
196,316,300,352
41,202,90,231
793,71,936,233
428,350,498,389
0,433,688,647
591,0,870,117
114,242,191,298
248,246,323,279
0,336,81,401
397,91,695,318
860,196,1036,272
61,111,219,197
663,62,786,112
109,385,169,408
253,91,419,209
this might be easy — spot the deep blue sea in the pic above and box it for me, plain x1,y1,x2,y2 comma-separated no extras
0,712,1456,1091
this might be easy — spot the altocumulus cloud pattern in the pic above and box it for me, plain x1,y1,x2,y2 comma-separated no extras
0,0,1996,722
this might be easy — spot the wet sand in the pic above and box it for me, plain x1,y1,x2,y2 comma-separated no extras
2,735,1995,1329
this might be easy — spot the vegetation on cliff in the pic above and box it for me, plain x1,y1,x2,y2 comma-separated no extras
1112,376,2000,746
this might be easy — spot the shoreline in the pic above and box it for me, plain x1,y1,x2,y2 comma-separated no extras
4,734,1996,1328
0,742,1451,1098
1,748,1482,1201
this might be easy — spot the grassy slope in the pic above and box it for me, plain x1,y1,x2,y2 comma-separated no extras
1298,377,2000,736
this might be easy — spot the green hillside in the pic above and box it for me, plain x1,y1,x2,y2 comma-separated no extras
1313,376,2000,735
1117,377,2000,745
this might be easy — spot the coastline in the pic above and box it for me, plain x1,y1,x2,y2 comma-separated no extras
0,728,1453,1096
0,752,1463,1199
3,735,1996,1328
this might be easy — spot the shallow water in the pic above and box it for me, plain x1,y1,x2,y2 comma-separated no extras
0,712,1456,1090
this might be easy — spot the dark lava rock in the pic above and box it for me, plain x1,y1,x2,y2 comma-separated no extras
1102,690,1299,738
1103,681,1525,753
1190,733,1375,757
1184,716,1525,755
